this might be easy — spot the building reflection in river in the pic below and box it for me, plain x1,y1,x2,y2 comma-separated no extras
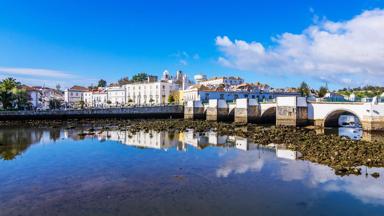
83,129,303,163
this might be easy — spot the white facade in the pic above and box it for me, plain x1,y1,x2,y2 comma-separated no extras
28,90,40,108
107,86,126,106
84,90,108,108
124,81,179,105
38,88,64,109
199,76,244,86
64,86,88,106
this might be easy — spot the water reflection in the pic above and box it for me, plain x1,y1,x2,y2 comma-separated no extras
319,127,384,142
1,126,384,215
0,129,43,160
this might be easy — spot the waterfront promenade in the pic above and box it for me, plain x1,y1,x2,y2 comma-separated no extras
0,105,184,120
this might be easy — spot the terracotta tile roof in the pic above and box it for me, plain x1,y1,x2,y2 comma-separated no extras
69,85,88,91
19,85,35,91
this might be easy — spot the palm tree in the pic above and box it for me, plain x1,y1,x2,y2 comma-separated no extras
0,78,21,109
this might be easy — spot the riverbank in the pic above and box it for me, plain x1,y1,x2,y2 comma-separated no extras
1,119,384,175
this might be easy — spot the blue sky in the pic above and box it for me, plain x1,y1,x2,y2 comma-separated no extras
0,0,383,89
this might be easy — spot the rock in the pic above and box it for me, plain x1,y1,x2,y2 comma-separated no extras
371,172,380,178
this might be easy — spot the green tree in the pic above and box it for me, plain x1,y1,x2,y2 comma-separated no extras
298,82,310,97
118,77,130,85
131,73,148,82
0,78,21,109
318,86,328,98
168,95,175,104
97,79,107,88
12,88,30,110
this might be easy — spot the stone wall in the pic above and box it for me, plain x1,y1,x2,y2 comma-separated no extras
0,105,184,120
276,106,308,127
235,106,260,123
184,107,205,120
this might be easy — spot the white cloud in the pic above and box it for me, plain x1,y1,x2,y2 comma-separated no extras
0,67,92,88
216,9,384,86
0,67,75,79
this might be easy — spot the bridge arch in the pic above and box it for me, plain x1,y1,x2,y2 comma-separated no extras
260,107,276,124
323,109,361,128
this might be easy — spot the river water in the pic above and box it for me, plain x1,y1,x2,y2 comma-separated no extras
0,126,384,216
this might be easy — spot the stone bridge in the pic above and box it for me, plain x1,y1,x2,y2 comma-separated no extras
184,97,384,131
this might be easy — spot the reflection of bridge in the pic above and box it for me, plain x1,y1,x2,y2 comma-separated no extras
185,96,384,131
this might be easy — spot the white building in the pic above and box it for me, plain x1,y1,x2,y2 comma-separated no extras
194,74,207,84
19,85,41,109
183,84,272,103
199,76,244,86
124,80,179,105
84,89,108,108
107,86,126,106
64,85,88,107
33,86,64,109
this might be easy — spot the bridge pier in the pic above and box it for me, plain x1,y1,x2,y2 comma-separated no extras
361,117,384,131
235,98,259,124
184,101,205,120
206,99,229,121
276,96,308,127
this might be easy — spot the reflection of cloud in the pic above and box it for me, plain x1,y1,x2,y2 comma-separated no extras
279,160,384,206
216,144,384,206
216,151,266,178
325,173,384,206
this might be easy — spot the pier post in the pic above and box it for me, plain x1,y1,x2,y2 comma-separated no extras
276,96,308,127
206,99,229,121
184,101,205,120
235,98,259,123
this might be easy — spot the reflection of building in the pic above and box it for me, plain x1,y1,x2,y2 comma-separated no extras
235,137,258,151
183,130,209,149
97,130,178,150
275,144,302,160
